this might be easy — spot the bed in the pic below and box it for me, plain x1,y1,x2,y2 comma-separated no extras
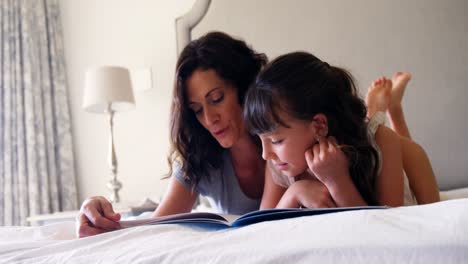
1,0,468,263
1,198,467,263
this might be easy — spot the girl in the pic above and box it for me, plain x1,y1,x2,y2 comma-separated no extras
244,51,439,208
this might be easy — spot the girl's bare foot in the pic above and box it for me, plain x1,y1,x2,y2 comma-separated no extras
388,71,412,138
389,72,412,113
365,77,392,118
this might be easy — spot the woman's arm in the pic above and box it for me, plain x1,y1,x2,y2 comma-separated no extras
153,177,199,217
374,125,404,206
77,177,198,238
77,196,122,238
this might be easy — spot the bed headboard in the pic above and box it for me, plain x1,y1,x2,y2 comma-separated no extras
176,0,468,190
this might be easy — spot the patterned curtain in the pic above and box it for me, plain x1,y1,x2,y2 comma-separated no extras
0,0,78,225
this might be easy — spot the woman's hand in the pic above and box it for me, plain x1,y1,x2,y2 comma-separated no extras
305,136,350,187
76,196,121,238
277,179,336,208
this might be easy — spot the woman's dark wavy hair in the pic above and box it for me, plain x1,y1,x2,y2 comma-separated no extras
168,31,267,187
244,51,380,205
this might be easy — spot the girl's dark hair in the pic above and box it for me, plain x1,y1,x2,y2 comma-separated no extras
168,31,267,187
244,51,379,205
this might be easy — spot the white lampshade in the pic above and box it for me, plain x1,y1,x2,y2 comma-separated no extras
83,66,135,113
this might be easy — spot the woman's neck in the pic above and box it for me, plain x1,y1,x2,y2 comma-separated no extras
229,132,265,199
229,133,260,166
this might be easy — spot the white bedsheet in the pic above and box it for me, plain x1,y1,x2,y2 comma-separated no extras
1,198,467,264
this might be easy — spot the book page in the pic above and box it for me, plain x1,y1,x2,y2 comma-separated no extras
119,212,229,228
220,214,241,224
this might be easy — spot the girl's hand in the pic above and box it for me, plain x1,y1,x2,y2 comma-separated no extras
305,136,350,187
277,179,336,208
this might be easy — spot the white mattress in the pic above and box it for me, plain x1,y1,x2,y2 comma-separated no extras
1,198,467,263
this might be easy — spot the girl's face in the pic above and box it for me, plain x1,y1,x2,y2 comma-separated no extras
259,111,325,177
186,69,245,148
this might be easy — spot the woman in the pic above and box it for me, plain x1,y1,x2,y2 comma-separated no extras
76,32,337,238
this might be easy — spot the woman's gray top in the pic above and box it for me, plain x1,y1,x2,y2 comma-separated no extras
173,150,261,215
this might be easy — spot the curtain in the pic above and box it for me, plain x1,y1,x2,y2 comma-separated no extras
0,0,78,225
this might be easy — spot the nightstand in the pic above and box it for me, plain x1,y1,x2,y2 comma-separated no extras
26,199,158,226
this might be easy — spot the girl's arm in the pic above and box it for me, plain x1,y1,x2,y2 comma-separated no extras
152,177,199,217
277,179,336,208
374,126,404,206
260,165,336,209
260,166,287,209
324,178,367,207
306,137,367,207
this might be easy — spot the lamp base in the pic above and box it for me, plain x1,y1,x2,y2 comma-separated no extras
107,178,122,204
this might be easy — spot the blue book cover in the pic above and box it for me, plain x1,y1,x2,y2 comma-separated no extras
119,206,387,229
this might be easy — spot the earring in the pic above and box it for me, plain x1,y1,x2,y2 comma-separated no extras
315,135,325,143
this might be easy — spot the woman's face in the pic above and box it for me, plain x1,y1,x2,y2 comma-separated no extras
258,111,318,177
186,69,245,148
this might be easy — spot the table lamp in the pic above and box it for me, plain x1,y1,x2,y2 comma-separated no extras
83,66,135,203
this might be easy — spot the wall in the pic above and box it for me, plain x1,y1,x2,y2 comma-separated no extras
61,0,468,208
60,0,195,205
193,0,468,190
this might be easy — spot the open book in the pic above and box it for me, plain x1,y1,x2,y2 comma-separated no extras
119,206,387,229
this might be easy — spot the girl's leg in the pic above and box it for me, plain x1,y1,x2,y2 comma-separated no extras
400,137,440,204
366,73,440,204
